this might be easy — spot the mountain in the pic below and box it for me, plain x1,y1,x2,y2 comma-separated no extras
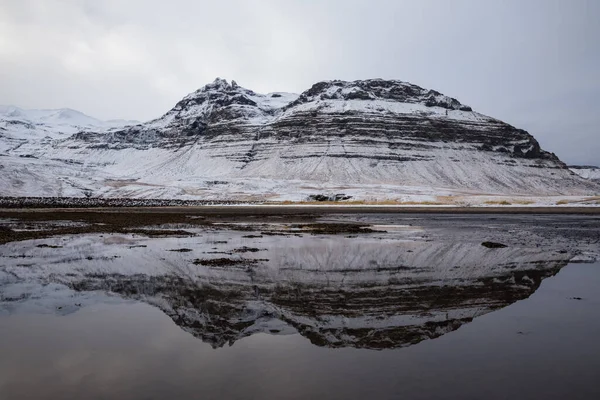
0,105,138,138
569,165,600,182
0,105,138,155
0,106,140,197
1,79,598,200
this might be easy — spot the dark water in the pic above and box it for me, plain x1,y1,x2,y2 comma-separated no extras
1,263,599,400
1,214,599,399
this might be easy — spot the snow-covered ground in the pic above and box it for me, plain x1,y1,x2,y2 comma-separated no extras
1,152,596,206
570,166,600,182
1,142,598,205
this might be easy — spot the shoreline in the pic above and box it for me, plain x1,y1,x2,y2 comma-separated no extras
1,205,600,215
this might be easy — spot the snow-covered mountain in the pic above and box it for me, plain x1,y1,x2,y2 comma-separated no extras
1,79,598,199
0,105,138,155
0,105,138,138
569,165,600,182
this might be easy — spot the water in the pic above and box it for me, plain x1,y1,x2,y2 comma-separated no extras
0,213,599,399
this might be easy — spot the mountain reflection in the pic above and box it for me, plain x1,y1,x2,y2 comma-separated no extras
0,233,570,350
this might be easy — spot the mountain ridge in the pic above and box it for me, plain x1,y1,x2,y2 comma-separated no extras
1,78,598,200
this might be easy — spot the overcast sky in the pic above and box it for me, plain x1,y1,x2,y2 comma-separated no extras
1,0,598,165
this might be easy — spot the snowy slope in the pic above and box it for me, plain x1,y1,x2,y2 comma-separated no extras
0,106,139,196
1,79,598,200
0,105,138,157
0,105,138,139
569,166,600,182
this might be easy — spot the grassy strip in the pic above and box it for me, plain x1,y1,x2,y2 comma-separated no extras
483,200,535,206
271,200,445,206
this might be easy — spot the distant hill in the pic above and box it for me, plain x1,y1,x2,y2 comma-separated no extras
569,165,600,182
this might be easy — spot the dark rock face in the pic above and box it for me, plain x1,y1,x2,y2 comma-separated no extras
307,194,352,202
482,241,508,248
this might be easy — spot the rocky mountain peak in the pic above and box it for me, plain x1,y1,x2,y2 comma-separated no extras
176,78,258,109
149,78,265,130
286,79,472,111
200,77,243,93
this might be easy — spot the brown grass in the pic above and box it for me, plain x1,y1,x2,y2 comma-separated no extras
395,201,444,206
483,200,512,206
556,197,600,205
0,211,206,244
512,200,535,205
271,200,444,206
436,196,458,204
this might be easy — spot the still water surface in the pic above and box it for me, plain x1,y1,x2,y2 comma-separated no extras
0,214,599,399
1,263,599,400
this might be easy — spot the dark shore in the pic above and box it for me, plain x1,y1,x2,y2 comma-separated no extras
1,205,600,215
2,206,599,247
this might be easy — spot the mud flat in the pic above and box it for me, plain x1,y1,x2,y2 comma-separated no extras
1,209,600,249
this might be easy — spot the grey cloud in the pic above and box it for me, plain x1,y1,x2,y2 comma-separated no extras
1,0,598,165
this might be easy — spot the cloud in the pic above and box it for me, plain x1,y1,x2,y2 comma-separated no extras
0,0,598,164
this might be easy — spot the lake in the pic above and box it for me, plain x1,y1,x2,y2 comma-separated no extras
1,212,599,399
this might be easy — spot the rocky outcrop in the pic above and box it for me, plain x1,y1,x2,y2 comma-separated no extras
285,79,473,111
72,78,293,150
